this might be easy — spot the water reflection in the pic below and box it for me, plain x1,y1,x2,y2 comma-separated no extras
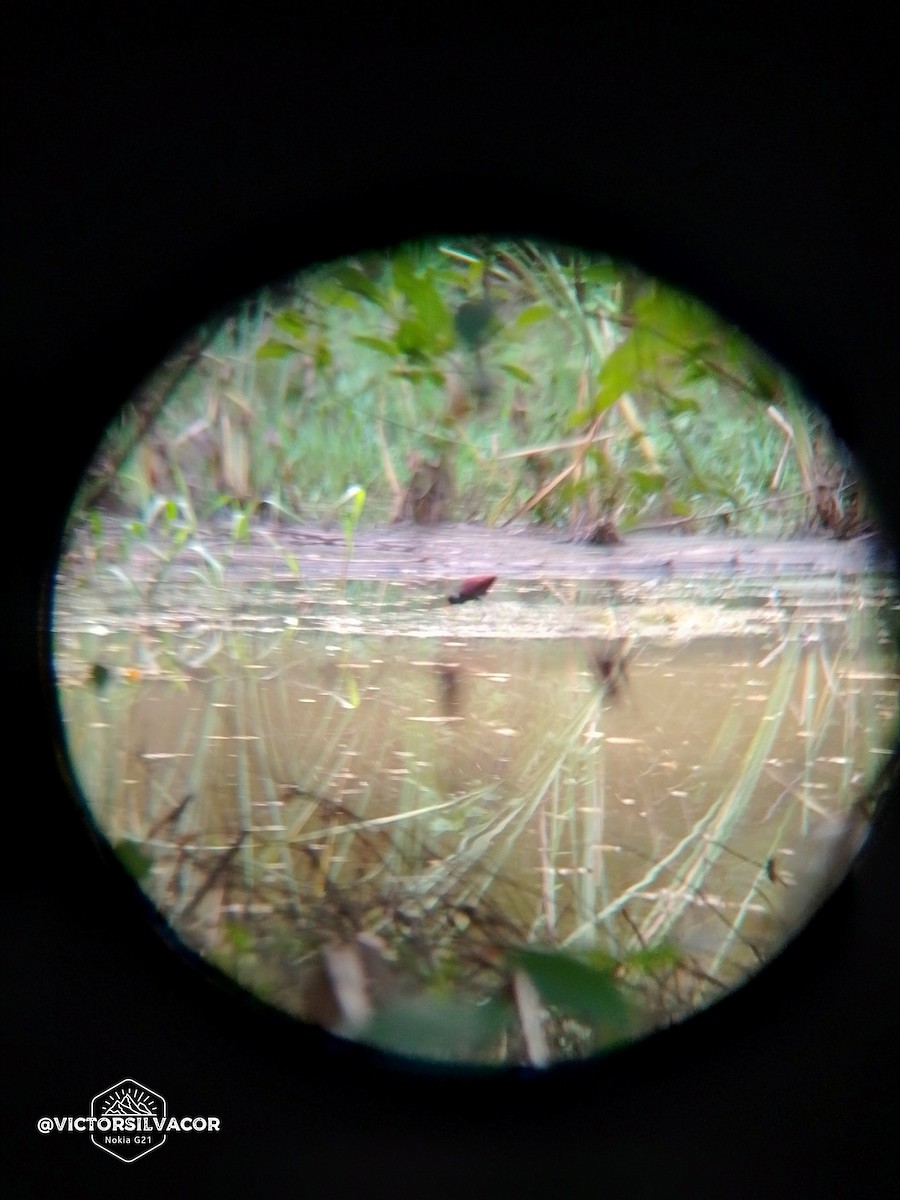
54,542,898,1064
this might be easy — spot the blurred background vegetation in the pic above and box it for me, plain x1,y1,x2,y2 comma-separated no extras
77,238,869,541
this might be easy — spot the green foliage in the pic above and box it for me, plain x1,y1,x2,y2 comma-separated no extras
361,993,510,1063
222,922,254,954
338,483,366,536
84,237,851,536
113,839,153,883
337,484,367,588
623,942,682,973
513,946,631,1044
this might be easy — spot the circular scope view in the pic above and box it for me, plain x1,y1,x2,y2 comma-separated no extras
53,239,898,1066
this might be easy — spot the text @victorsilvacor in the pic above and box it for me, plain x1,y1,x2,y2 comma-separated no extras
37,1115,220,1133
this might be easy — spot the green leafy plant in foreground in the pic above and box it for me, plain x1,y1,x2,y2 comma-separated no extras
337,484,366,586
513,946,632,1042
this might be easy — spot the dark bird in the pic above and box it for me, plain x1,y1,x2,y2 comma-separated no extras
589,637,634,700
448,575,497,605
87,662,112,692
453,299,498,351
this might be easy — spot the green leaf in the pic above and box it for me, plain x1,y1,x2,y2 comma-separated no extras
255,338,299,360
353,335,398,357
623,942,682,973
579,261,621,286
391,253,420,296
721,328,768,378
313,338,332,368
580,947,621,972
509,302,554,333
498,362,535,384
594,336,646,408
634,285,718,348
232,510,251,543
566,408,593,428
362,994,510,1062
745,354,780,400
395,317,430,357
223,922,254,954
338,484,366,521
390,367,446,387
513,947,630,1033
393,260,454,350
333,264,386,306
344,673,361,709
272,310,307,340
114,839,153,883
667,394,701,416
630,469,667,494
595,325,677,412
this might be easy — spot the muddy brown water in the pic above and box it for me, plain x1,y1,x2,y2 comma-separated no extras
53,522,898,1063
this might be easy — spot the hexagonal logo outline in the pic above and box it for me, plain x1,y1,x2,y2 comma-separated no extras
90,1078,167,1162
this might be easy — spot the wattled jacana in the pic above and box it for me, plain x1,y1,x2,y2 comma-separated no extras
447,575,497,605
589,637,633,699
